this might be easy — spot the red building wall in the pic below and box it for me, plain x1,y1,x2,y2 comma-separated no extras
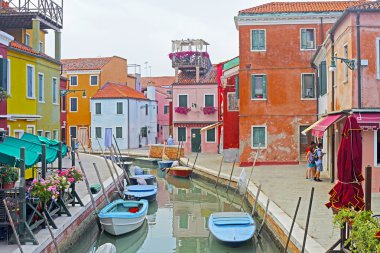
0,44,8,131
223,75,239,149
238,22,332,166
60,76,67,142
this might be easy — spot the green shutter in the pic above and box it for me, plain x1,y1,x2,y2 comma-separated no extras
252,30,259,50
259,30,265,50
321,61,327,95
262,75,267,99
0,58,7,90
235,76,239,99
301,29,307,49
251,75,256,99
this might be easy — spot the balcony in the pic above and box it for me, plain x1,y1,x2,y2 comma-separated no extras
169,51,211,74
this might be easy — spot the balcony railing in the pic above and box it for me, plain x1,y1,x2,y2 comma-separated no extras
169,51,211,73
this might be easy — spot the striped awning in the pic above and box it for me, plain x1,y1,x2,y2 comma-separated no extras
200,122,223,132
301,117,325,135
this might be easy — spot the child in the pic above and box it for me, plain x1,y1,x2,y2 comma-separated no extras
306,146,316,180
305,141,315,179
314,143,324,182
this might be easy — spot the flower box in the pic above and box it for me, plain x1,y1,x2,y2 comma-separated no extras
175,106,191,115
202,106,217,115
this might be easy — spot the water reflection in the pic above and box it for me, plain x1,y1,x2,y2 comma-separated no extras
82,167,279,253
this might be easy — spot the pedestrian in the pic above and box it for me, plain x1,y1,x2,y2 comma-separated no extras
64,142,71,159
74,139,80,160
306,145,316,180
167,135,174,145
305,141,316,179
314,143,324,182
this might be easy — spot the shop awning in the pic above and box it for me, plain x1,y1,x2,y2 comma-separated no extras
200,122,223,132
0,143,41,168
301,117,325,135
353,113,380,130
21,133,68,157
311,114,345,137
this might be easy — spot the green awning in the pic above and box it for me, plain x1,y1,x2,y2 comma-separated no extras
223,57,239,71
0,143,41,168
21,133,68,157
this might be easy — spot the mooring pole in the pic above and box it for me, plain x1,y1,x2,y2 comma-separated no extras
42,212,61,253
240,146,261,207
108,147,124,190
226,153,237,193
284,197,302,253
301,187,314,253
71,137,75,167
365,165,372,211
257,198,270,237
112,144,131,185
41,144,46,179
93,163,110,204
191,144,201,171
252,184,262,216
3,199,24,253
19,148,26,238
214,155,224,188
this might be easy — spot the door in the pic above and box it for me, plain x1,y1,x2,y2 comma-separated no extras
104,128,112,148
191,128,201,152
300,126,313,162
78,127,89,148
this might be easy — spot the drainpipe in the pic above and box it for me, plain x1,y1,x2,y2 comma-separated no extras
356,11,362,109
330,33,336,183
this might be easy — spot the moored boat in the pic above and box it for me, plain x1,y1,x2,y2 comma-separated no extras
208,212,256,247
158,160,174,170
130,174,157,185
167,166,192,178
98,199,148,236
124,185,158,202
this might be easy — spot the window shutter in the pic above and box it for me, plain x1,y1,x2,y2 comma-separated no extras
318,64,322,97
259,30,265,50
252,30,259,50
251,75,256,99
235,76,239,99
262,75,267,99
321,61,327,95
0,58,7,90
301,29,307,49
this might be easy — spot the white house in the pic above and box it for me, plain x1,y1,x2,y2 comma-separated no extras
90,82,158,151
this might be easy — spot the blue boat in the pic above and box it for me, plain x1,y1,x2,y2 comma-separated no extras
208,212,256,246
98,199,148,236
158,160,174,170
124,185,158,202
130,174,157,186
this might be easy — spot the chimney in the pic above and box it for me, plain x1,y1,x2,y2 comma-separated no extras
196,66,200,83
175,67,179,83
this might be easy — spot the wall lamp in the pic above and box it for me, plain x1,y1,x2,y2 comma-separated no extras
329,56,356,72
60,89,86,98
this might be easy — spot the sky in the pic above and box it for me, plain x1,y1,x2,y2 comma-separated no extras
45,0,343,77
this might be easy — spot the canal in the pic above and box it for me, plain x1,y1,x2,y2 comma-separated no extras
69,162,281,253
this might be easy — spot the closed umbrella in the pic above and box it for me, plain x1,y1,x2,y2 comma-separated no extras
326,115,365,211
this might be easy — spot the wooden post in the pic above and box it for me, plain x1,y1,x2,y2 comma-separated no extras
257,199,270,237
58,142,62,171
284,197,302,253
226,153,237,193
365,165,372,211
252,184,262,216
214,155,224,188
302,187,314,253
108,147,123,189
3,199,24,253
42,144,46,179
71,137,75,167
42,213,61,253
93,163,110,204
19,148,26,235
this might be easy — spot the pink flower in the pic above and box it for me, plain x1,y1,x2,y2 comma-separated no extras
68,178,75,183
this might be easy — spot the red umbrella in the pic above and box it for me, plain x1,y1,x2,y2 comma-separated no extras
326,115,365,211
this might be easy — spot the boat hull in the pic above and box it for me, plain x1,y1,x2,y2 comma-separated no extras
98,199,148,236
124,185,158,202
158,160,174,170
167,166,192,178
208,212,256,247
130,174,157,186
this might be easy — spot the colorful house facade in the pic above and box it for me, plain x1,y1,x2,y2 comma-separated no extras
311,1,380,192
235,1,362,166
90,82,158,150
60,76,68,143
171,39,220,154
62,56,128,147
0,31,13,131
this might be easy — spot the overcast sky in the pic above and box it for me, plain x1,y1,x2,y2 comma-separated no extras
46,0,341,77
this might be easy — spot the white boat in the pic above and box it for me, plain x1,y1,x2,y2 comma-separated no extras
98,199,148,236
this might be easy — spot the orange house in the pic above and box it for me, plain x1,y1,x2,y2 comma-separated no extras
235,1,362,166
62,56,128,147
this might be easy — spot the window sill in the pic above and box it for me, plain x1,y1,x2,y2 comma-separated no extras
53,103,59,105
69,85,78,87
90,84,98,86
251,98,267,101
300,48,316,51
251,146,266,149
38,101,45,103
301,98,317,100
343,80,348,84
250,49,266,52
69,111,78,113
27,97,36,100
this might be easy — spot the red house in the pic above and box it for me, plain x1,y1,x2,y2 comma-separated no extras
0,31,13,132
60,76,68,143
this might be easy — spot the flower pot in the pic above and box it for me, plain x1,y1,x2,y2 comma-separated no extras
2,182,15,189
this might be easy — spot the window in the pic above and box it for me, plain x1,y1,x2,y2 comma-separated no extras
39,41,44,52
95,102,101,114
145,104,148,115
70,126,77,139
375,130,380,166
53,130,58,140
302,73,315,99
251,30,266,51
27,65,35,98
179,213,189,229
6,59,10,95
164,105,169,114
204,94,214,107
227,92,239,111
0,58,7,92
70,97,78,112
140,127,147,137
167,90,172,95
38,73,44,102
61,94,66,112
178,94,188,107
117,102,123,114
90,75,98,86
26,126,35,134
301,29,315,50
37,130,43,136
25,34,30,46
251,75,267,99
95,127,102,138
251,126,266,148
206,128,215,142
343,44,348,82
318,61,327,96
45,131,51,139
52,78,58,104
116,127,122,138
377,37,380,79
178,127,186,142
70,76,78,86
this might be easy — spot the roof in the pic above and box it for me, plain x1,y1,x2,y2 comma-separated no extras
92,82,148,100
239,1,366,15
174,65,218,85
62,57,113,71
9,41,60,65
348,0,380,10
141,76,175,87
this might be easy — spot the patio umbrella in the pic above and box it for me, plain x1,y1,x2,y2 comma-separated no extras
326,115,365,211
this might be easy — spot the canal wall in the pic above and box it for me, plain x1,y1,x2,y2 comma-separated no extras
180,158,326,253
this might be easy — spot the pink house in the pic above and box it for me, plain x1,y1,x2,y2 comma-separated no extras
170,39,220,154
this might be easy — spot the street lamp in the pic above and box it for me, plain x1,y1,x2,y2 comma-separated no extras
329,56,356,72
60,89,86,98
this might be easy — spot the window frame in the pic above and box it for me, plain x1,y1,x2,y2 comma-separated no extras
70,97,78,112
52,77,58,104
164,105,169,114
116,127,123,138
95,102,101,115
300,28,316,50
251,125,267,149
95,127,102,139
26,125,35,135
177,127,186,142
25,33,30,46
69,126,77,139
26,64,35,99
374,129,380,167
178,94,188,108
301,73,316,100
45,131,51,139
227,92,239,111
37,130,43,136
376,37,380,80
37,72,44,103
53,130,58,140
250,29,266,52
206,128,216,143
6,59,10,95
251,74,267,100
204,94,215,107
70,75,78,86
39,41,44,53
116,102,123,114
90,75,99,86
14,129,24,139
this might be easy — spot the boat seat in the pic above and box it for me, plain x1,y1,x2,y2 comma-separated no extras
213,218,252,226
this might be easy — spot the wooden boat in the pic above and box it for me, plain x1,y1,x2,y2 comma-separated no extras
124,185,158,202
167,166,193,178
98,199,148,236
158,160,174,170
208,212,256,246
130,174,157,186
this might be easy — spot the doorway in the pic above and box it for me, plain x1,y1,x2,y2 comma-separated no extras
300,126,313,162
78,127,89,148
191,128,201,152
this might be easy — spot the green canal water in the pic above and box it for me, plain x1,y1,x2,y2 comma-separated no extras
71,164,281,253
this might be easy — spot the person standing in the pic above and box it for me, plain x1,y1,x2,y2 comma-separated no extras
167,135,174,145
74,139,80,160
314,143,324,182
306,145,316,180
305,141,315,179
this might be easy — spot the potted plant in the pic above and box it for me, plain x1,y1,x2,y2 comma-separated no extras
333,208,380,252
175,106,191,115
58,167,84,184
0,166,19,189
202,106,217,115
0,87,9,101
28,177,60,203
